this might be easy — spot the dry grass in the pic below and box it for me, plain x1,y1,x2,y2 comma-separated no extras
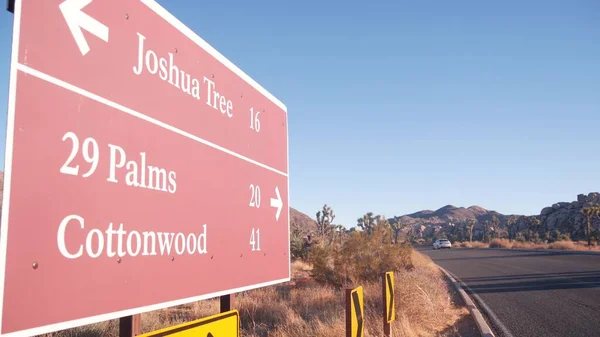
290,259,312,279
458,238,600,252
389,251,469,337
457,241,489,248
36,251,469,337
547,240,576,250
572,241,600,251
38,320,119,337
510,241,541,249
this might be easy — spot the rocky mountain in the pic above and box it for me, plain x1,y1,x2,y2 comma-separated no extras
398,204,506,225
389,203,513,239
536,192,600,238
392,192,600,241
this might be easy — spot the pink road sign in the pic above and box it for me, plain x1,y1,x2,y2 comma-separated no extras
0,1,289,336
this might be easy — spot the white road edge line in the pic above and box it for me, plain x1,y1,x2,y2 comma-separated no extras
440,266,516,337
16,63,288,178
438,266,497,337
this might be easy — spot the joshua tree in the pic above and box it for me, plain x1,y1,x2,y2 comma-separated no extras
407,225,416,242
334,224,346,245
482,220,492,243
526,216,542,241
316,204,335,243
390,216,407,244
581,203,600,247
357,212,380,236
466,219,475,242
506,217,517,241
456,225,465,242
491,215,500,238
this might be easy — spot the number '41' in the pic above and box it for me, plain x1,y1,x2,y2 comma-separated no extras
250,228,261,251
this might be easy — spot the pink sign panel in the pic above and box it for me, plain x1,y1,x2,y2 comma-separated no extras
0,1,289,336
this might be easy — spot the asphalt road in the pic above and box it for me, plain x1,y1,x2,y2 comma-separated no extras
418,246,600,337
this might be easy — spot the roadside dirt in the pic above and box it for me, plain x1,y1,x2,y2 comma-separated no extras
439,273,481,337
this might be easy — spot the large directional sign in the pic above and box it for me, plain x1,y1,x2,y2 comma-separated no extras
384,271,395,323
0,0,289,336
138,310,239,337
346,286,364,337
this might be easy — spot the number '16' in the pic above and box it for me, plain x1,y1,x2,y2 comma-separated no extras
250,108,261,132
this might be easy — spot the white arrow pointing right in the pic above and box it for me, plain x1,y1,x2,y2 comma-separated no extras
270,186,283,221
60,0,109,56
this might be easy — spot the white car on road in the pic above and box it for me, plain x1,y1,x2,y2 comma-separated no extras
433,239,452,249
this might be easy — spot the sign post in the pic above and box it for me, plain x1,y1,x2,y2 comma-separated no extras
119,315,141,337
220,294,235,313
0,1,289,336
346,286,364,337
382,271,395,337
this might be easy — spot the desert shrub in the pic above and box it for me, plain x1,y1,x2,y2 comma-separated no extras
511,241,528,249
290,231,311,260
592,230,600,245
489,238,511,248
548,240,575,250
514,232,526,243
555,233,571,241
469,241,489,248
511,241,547,249
307,242,344,286
309,224,412,287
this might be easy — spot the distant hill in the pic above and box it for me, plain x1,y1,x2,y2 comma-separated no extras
536,192,600,239
392,204,510,227
290,207,317,235
391,192,600,241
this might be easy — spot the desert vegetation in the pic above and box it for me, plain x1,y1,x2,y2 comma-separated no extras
456,238,600,251
429,202,600,252
38,205,474,337
399,194,600,252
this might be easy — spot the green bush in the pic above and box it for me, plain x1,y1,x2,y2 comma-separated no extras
308,223,413,288
290,230,311,260
514,232,526,243
307,242,343,286
558,233,571,241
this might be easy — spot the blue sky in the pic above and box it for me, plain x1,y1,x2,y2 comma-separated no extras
0,1,598,228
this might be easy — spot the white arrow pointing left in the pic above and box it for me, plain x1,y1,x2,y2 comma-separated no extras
60,0,109,56
270,186,283,221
